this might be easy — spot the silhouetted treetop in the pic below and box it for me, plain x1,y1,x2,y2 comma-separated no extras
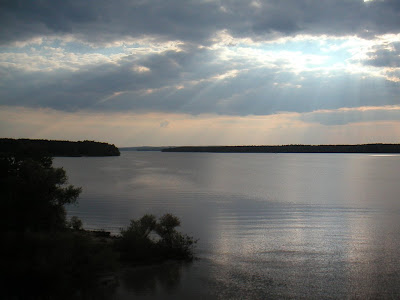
0,151,81,232
118,214,197,262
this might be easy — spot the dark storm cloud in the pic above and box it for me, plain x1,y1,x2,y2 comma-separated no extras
2,0,400,118
0,0,225,45
1,0,400,46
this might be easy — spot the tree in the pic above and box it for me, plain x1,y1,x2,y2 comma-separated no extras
0,151,81,232
69,216,83,230
156,214,197,259
118,213,197,262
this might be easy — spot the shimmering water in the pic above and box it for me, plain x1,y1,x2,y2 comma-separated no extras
54,152,400,299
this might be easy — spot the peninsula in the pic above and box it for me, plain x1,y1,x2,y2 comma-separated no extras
0,138,120,157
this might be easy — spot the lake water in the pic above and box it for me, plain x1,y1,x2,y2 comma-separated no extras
54,152,400,299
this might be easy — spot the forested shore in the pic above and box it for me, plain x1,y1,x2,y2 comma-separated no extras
0,138,120,156
162,144,400,153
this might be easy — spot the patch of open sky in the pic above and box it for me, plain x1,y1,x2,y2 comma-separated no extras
253,39,352,57
233,39,353,68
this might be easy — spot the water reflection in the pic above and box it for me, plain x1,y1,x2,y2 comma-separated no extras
115,261,191,299
346,210,400,298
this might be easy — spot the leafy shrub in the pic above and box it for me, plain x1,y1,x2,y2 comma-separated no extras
156,213,197,259
69,216,83,230
118,214,197,262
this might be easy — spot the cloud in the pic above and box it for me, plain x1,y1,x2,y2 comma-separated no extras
363,41,400,67
1,42,400,116
1,0,400,147
1,0,400,47
300,105,400,125
355,38,400,81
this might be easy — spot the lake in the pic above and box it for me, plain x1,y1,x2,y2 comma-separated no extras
54,152,400,299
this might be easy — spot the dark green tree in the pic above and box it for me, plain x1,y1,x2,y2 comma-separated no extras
119,214,158,261
119,214,197,262
69,216,83,230
156,214,197,259
0,151,119,298
0,151,81,232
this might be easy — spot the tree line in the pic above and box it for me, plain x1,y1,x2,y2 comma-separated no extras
162,144,400,153
0,138,120,157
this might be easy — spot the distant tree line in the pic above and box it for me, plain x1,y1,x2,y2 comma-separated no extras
120,146,168,152
162,144,400,153
0,138,120,157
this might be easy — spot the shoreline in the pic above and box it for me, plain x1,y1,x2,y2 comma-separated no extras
162,143,400,153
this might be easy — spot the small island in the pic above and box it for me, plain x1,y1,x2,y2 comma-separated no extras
0,138,120,157
162,144,400,153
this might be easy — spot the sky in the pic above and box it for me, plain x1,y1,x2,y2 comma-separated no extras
1,0,400,147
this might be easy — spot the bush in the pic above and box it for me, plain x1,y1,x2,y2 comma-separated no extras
69,216,83,230
118,214,197,262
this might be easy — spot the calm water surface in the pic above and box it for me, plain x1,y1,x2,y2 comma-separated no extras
54,152,400,299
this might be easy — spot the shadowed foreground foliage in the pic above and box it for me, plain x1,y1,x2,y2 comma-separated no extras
118,214,197,263
0,152,81,232
0,151,196,299
3,230,118,298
